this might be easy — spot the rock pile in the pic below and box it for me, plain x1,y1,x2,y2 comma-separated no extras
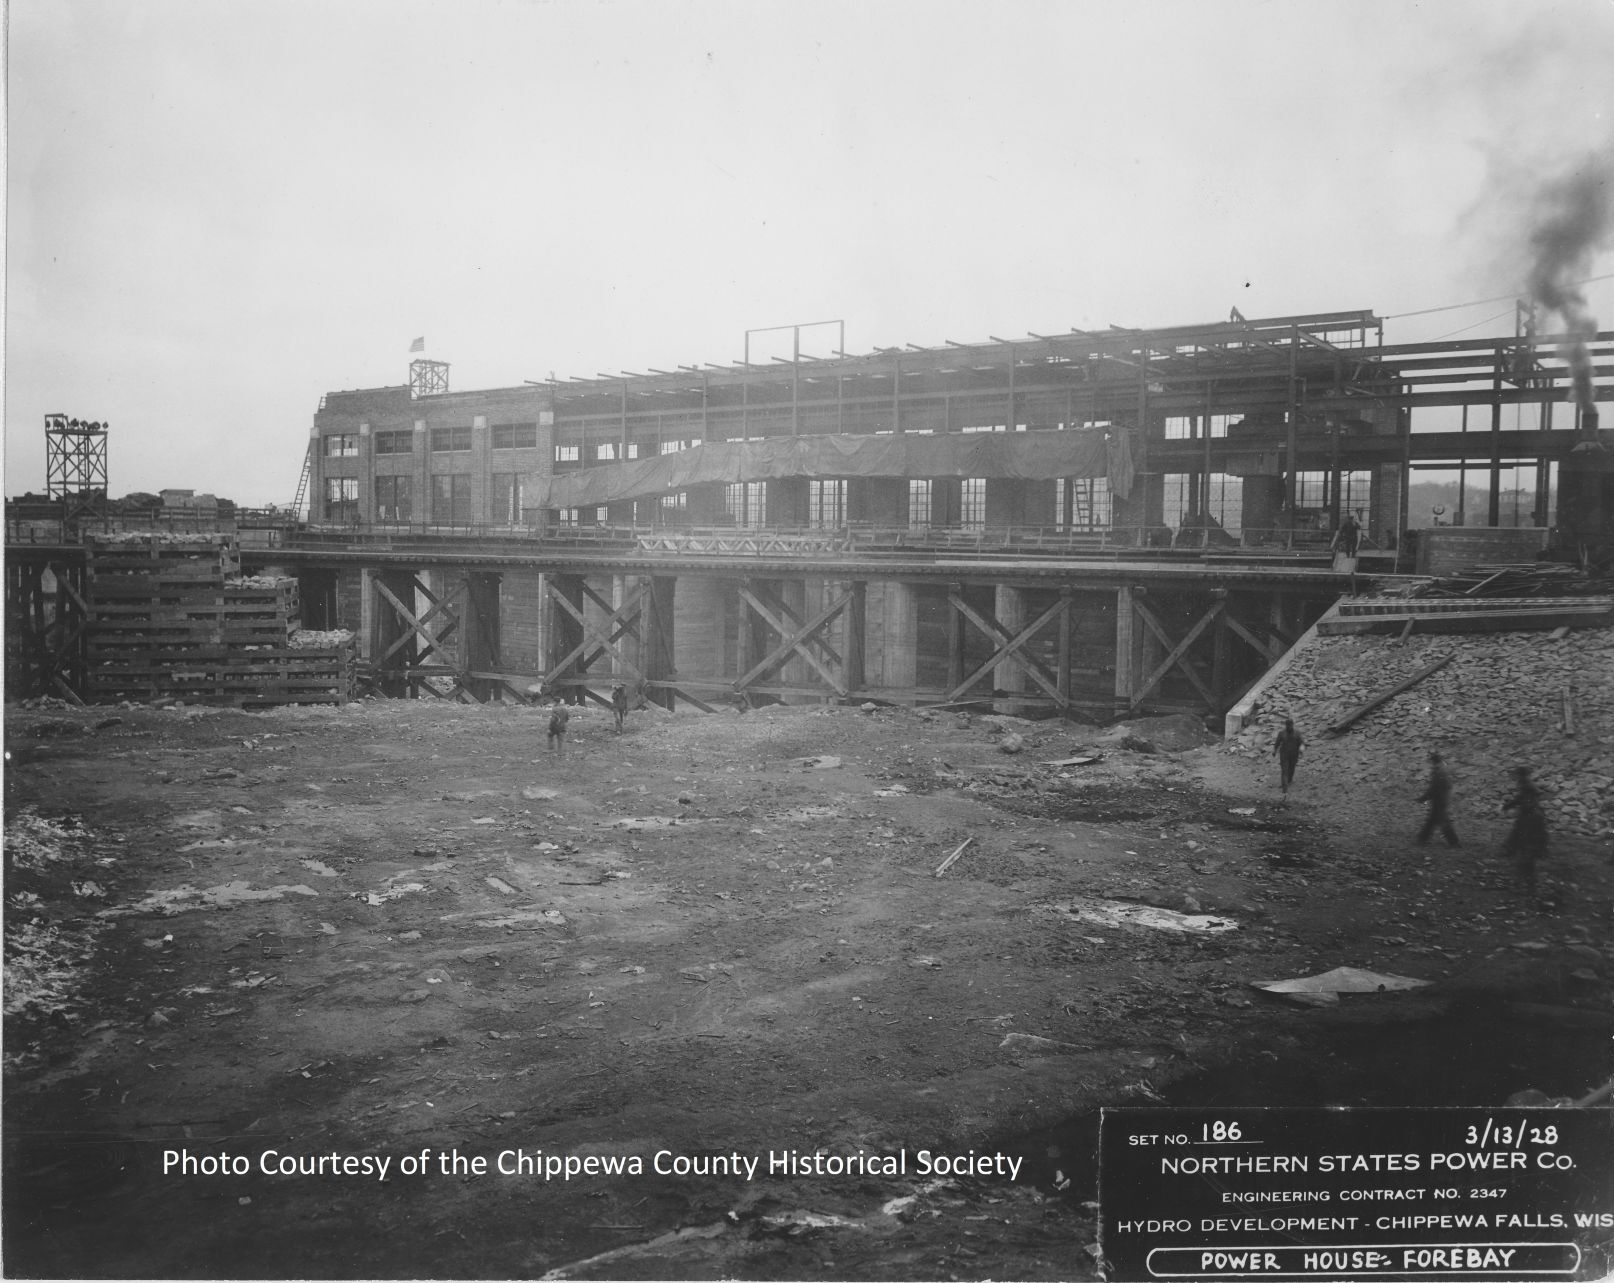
289,628,356,649
1228,627,1614,842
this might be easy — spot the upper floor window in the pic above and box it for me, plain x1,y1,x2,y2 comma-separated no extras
492,422,538,450
324,476,359,522
373,430,413,455
809,479,846,529
430,426,471,452
324,433,359,457
375,474,413,522
555,444,580,463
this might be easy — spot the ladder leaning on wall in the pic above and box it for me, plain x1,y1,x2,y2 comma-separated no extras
291,441,313,520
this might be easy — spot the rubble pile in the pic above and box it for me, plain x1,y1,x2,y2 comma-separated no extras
3,809,109,1060
1229,628,1614,841
91,530,229,547
289,628,356,649
228,573,298,589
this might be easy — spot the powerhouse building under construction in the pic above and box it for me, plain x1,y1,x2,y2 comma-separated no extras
11,306,1613,717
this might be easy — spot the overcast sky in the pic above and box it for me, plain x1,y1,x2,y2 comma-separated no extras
7,0,1614,506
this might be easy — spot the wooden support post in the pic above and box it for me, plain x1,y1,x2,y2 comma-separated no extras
1212,590,1232,707
947,582,966,693
1114,585,1136,713
1057,586,1073,717
845,581,867,695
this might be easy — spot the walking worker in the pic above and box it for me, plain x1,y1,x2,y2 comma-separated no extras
610,682,629,734
1501,765,1549,892
547,699,571,755
1415,750,1460,847
1272,716,1303,796
1331,509,1363,594
1331,509,1362,558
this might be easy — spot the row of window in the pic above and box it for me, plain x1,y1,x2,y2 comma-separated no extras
324,423,540,458
325,472,1122,532
325,474,529,524
553,439,703,464
327,427,700,460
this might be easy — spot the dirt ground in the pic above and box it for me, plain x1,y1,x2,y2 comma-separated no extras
5,692,1612,1280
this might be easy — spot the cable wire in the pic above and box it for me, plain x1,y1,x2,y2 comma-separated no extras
1385,273,1614,321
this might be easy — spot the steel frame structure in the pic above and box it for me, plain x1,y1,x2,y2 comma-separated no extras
44,413,109,502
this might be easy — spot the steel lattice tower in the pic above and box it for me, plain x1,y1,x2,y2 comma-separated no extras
44,413,109,500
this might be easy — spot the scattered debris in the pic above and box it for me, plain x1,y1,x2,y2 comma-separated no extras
1044,897,1238,934
102,882,320,916
999,1032,1081,1054
1253,966,1432,1007
934,837,974,878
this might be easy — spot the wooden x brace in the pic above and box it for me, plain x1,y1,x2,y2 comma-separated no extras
1132,599,1221,707
376,578,463,667
544,580,647,683
947,592,1068,704
734,584,852,695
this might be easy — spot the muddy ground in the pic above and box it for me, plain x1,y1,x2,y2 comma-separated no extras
4,694,1611,1280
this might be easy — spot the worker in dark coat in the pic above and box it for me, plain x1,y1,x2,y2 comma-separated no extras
1331,510,1362,558
1501,766,1548,892
610,682,629,734
1272,717,1303,797
547,700,570,755
1331,510,1363,595
1415,751,1460,846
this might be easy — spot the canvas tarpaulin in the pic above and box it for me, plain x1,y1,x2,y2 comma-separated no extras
533,428,1135,509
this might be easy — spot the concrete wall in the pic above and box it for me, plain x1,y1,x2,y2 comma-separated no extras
1240,475,1285,539
674,576,731,685
499,570,547,673
865,581,918,692
1370,462,1402,548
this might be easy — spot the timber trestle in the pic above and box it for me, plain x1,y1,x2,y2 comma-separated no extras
229,543,1348,721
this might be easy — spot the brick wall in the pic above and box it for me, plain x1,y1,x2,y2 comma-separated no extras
1416,527,1551,575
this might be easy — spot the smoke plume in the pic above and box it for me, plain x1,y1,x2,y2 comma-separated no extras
1523,153,1614,415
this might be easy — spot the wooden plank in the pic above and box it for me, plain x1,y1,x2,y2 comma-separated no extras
1223,611,1272,661
1317,606,1612,636
1323,655,1453,735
